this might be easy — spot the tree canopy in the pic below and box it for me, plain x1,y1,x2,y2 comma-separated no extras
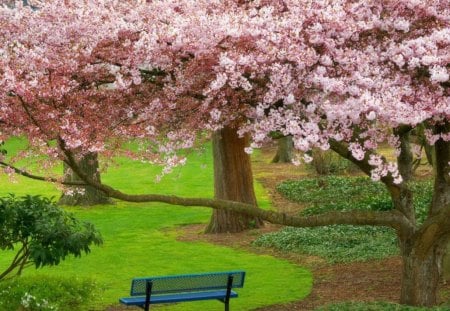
0,0,449,306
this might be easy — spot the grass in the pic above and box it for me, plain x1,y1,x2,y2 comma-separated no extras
0,138,312,310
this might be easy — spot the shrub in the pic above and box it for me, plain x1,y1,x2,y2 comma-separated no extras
0,195,102,280
0,275,97,311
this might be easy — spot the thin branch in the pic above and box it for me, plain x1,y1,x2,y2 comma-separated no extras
329,139,396,187
0,161,86,186
0,244,27,280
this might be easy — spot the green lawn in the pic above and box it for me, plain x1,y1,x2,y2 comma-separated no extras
0,138,312,310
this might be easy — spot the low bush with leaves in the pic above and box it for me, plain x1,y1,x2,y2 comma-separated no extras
254,176,433,262
0,195,102,280
0,275,97,311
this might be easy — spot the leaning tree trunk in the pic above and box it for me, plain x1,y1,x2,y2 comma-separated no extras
271,136,293,163
58,152,111,206
205,126,263,233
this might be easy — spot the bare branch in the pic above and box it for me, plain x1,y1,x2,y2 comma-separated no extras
0,161,86,186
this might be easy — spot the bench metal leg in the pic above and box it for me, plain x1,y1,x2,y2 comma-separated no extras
224,275,233,311
145,281,153,311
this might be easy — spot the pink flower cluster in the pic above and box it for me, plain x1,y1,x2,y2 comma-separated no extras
0,0,448,181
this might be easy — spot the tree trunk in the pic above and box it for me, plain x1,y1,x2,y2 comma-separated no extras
399,239,445,306
272,136,293,163
58,152,111,206
205,126,263,233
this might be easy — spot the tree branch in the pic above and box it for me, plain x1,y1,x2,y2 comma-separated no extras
330,136,417,225
413,206,450,259
58,138,412,233
329,139,395,187
0,161,86,186
430,122,450,216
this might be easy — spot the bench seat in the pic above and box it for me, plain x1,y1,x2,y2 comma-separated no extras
119,289,238,305
120,271,245,311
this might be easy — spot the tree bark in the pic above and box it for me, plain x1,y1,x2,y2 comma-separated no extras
205,126,263,233
398,125,450,306
272,136,293,163
430,123,450,216
58,152,111,206
400,244,441,306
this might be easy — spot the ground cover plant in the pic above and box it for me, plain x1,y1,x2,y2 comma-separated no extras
255,225,398,263
277,176,433,224
0,139,312,311
316,302,450,311
254,176,433,263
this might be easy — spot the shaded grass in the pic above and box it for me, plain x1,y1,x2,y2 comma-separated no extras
0,139,311,310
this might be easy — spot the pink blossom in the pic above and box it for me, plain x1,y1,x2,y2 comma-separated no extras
430,66,449,84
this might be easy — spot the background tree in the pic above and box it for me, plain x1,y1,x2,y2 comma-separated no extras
58,153,111,206
271,136,294,163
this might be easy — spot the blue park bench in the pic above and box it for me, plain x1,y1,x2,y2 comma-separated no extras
119,270,246,311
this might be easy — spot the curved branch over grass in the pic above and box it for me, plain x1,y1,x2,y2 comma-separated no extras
57,141,413,233
0,161,85,186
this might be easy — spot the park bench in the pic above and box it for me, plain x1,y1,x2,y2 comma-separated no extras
119,270,246,311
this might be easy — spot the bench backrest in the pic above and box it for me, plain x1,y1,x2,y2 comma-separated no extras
130,271,245,296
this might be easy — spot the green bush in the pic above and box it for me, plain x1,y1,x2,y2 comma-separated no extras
0,195,102,280
315,301,450,311
253,225,398,263
0,275,97,311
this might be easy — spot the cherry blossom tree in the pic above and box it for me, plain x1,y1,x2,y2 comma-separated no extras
1,0,449,306
233,0,449,306
0,0,265,230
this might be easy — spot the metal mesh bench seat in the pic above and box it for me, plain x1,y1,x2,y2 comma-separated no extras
119,271,245,311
